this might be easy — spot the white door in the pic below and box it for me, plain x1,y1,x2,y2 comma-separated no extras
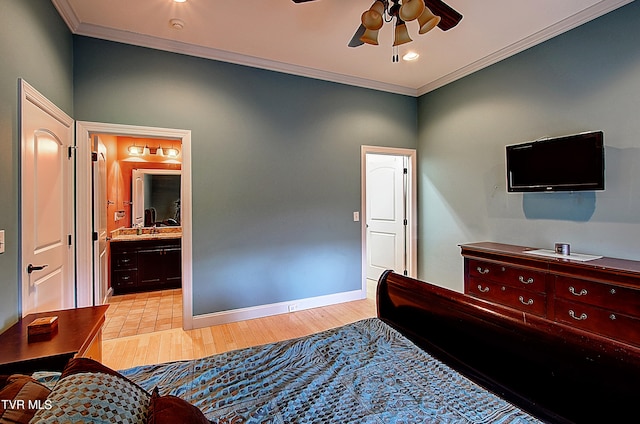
366,154,407,280
93,136,108,304
20,80,75,316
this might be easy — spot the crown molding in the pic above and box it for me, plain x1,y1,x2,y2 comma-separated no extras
51,0,81,32
71,22,419,97
417,0,635,96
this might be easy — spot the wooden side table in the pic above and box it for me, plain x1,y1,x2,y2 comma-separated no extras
0,305,108,375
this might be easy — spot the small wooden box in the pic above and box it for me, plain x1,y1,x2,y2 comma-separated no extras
27,316,58,340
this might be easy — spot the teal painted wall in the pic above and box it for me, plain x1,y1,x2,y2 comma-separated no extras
417,2,640,291
73,37,417,315
0,0,73,331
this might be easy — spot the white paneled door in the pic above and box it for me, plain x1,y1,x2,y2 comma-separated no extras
93,136,108,305
366,154,408,280
20,80,75,316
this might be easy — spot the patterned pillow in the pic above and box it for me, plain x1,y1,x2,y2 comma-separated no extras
1,374,51,424
30,359,151,423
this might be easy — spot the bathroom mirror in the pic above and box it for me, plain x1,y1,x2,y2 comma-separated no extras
132,169,181,227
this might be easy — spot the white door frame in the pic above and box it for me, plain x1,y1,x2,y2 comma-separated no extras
75,121,194,329
361,146,417,292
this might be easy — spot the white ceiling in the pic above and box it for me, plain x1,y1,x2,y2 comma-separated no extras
52,0,633,96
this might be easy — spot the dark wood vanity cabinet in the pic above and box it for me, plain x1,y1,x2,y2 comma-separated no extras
111,238,181,294
462,242,640,347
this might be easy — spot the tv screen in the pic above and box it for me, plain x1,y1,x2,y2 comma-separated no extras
506,131,605,192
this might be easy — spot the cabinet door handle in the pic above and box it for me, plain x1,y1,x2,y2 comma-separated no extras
519,296,534,306
518,276,534,285
476,267,489,275
477,285,490,293
568,286,588,297
569,310,588,321
609,314,617,321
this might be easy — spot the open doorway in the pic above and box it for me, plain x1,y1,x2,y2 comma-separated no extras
361,146,417,299
75,122,193,331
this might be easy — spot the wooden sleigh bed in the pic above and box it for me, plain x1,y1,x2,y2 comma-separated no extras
4,271,639,423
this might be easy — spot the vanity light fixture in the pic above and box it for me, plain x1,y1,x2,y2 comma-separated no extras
163,146,180,158
128,144,145,156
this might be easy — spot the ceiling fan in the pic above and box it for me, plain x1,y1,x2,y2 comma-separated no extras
293,0,462,55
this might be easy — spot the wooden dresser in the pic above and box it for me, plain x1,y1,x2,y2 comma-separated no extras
461,242,640,347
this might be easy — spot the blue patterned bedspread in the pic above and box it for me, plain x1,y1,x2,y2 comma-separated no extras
121,318,542,423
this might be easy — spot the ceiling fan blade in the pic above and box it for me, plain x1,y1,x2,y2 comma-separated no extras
348,24,366,48
425,0,463,31
291,0,319,3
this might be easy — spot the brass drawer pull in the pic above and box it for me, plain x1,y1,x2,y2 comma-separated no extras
476,267,490,275
569,310,588,321
477,285,490,293
568,286,588,297
609,314,617,320
518,276,534,285
610,288,616,295
519,296,534,306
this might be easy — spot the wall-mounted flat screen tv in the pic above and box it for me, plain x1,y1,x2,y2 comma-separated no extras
506,131,605,192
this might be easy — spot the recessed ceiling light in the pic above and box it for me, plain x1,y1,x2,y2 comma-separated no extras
403,52,420,61
174,0,187,3
170,18,185,30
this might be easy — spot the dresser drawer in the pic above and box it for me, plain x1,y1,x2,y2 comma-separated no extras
112,254,137,270
468,259,547,293
555,276,640,317
554,299,640,346
468,277,547,317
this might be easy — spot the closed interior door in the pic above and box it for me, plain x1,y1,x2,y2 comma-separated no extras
366,154,407,280
20,80,75,315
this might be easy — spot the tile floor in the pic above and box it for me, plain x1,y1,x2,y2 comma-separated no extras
103,288,182,340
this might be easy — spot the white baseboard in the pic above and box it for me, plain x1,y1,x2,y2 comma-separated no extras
191,289,366,329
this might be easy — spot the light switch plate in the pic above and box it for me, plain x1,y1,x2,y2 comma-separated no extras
353,211,360,222
0,229,5,254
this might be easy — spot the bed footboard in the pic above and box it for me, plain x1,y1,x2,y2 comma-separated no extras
377,270,640,424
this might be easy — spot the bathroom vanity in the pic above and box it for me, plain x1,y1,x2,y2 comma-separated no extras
110,228,182,294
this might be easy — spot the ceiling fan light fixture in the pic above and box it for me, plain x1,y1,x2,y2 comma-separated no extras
418,7,441,34
399,0,425,22
360,29,381,45
393,20,412,46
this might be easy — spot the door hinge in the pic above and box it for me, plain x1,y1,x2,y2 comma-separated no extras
403,168,408,174
403,270,408,276
92,231,98,241
91,151,98,162
403,219,408,226
68,146,77,159
68,234,73,246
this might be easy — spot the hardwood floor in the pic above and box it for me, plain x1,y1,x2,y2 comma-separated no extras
102,296,377,371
